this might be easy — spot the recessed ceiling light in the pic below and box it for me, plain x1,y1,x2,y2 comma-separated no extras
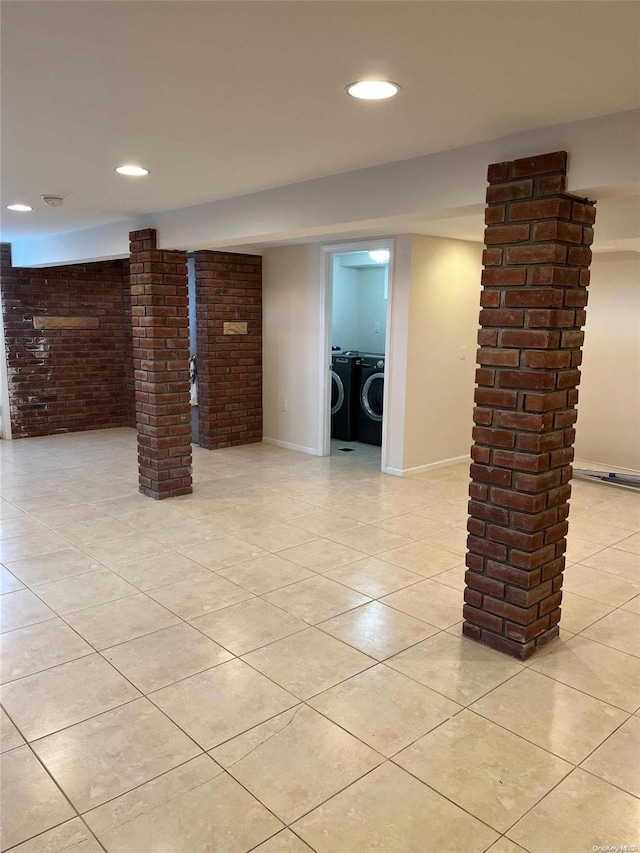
346,80,399,100
115,165,150,176
6,203,32,212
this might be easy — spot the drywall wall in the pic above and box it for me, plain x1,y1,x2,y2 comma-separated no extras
575,253,640,471
332,263,387,353
402,235,483,472
262,243,323,453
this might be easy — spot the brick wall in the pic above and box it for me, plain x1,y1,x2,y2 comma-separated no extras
194,250,262,449
130,229,192,499
464,151,595,660
121,271,136,428
0,243,133,438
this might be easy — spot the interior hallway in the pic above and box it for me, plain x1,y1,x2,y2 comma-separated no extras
1,428,639,852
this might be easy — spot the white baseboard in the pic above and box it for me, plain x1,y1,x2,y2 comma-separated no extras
573,458,640,475
262,437,322,456
385,455,469,478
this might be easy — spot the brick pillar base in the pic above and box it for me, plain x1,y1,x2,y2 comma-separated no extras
130,229,192,498
463,151,596,660
194,251,262,449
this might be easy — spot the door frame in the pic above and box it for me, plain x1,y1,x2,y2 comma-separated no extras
318,238,395,472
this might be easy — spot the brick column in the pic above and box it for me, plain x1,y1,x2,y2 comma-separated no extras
130,229,192,499
194,250,262,449
463,151,595,660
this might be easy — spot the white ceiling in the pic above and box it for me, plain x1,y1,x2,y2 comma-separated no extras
2,0,639,244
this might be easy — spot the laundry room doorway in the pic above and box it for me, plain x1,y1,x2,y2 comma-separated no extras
320,240,394,472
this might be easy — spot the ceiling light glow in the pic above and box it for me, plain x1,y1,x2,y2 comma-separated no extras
369,249,390,263
6,204,32,212
115,165,150,176
346,80,399,100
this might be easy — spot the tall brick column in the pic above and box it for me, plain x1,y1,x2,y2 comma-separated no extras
130,229,192,498
194,250,262,449
463,151,595,659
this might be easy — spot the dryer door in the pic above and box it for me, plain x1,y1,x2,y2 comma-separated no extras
361,372,384,422
331,370,345,415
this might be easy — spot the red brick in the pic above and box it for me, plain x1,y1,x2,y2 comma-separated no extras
480,309,524,327
512,151,567,177
486,180,533,203
501,330,559,349
504,290,563,308
481,268,527,286
506,244,567,265
484,224,530,245
477,349,520,367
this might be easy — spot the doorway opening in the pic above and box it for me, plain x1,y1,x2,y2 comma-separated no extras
321,241,393,472
187,254,198,445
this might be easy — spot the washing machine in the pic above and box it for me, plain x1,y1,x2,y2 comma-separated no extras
331,354,361,441
358,355,385,446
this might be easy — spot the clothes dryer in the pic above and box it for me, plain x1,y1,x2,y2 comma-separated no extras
358,356,384,446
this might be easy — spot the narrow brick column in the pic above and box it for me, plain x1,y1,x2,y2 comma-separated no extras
130,229,192,498
463,151,595,659
194,250,262,449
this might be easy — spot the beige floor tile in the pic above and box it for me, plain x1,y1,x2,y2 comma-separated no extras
36,505,112,530
622,593,640,615
373,513,449,541
430,564,466,591
147,572,253,620
582,609,640,657
0,500,25,521
380,541,461,577
110,552,208,591
1,707,24,753
191,598,307,655
5,548,101,587
55,519,136,548
328,526,412,556
211,705,381,823
581,715,640,796
562,563,640,606
263,576,370,624
289,510,364,536
309,664,461,757
0,565,24,594
242,627,375,699
614,530,640,555
278,539,365,573
179,536,269,570
1,654,140,741
559,590,615,634
90,765,282,853
568,517,635,547
396,710,571,832
292,761,499,852
508,769,640,853
471,668,628,763
80,534,170,568
208,508,281,535
318,601,438,661
416,501,469,527
1,588,55,633
238,523,320,553
0,531,70,564
581,546,640,581
103,622,232,693
144,518,220,549
564,537,605,564
250,498,317,523
387,632,524,705
422,526,468,556
32,698,201,812
382,578,462,628
485,839,529,853
0,516,49,541
218,554,315,594
324,556,423,598
64,594,180,650
7,818,102,853
0,619,94,684
340,500,406,524
149,658,297,749
32,571,138,615
0,745,75,851
253,829,313,852
530,635,640,712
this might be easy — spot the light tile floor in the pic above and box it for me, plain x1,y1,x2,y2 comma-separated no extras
0,428,639,852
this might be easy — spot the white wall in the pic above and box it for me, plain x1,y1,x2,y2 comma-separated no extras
331,260,360,351
262,244,323,454
331,264,387,353
575,253,640,472
402,235,483,472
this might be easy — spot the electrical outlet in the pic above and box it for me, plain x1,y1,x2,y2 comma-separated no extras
460,346,466,360
374,322,380,334
280,399,288,412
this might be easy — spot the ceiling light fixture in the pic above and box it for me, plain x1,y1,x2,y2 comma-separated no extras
6,203,32,212
115,165,150,176
369,249,390,263
346,80,399,100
